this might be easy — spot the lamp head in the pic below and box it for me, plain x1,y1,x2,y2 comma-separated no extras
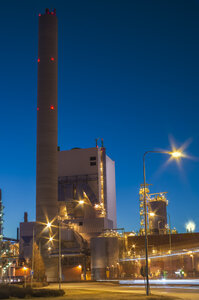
171,151,182,158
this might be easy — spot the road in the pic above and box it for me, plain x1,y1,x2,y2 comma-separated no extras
48,282,199,300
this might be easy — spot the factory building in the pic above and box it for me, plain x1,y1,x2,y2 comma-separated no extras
19,144,117,281
32,8,117,281
139,185,168,235
18,8,199,283
58,145,117,238
120,232,199,279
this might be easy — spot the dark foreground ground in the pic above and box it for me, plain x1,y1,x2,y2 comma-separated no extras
39,282,199,300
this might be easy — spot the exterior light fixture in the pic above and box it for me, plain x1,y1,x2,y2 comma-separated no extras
49,237,53,242
149,212,155,217
142,148,184,296
170,151,182,158
79,200,84,205
186,221,196,233
46,222,51,228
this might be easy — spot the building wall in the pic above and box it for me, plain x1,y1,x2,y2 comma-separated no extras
58,147,117,229
19,222,35,260
58,148,99,177
106,155,116,228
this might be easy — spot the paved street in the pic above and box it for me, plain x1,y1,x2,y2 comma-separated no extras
48,282,199,300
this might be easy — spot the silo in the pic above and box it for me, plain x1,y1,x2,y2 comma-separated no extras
149,200,167,234
91,236,119,280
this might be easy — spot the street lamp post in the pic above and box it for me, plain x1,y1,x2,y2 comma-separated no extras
58,218,62,290
143,150,182,296
23,267,27,288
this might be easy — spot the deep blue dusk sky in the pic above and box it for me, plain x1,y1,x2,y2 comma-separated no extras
1,0,199,238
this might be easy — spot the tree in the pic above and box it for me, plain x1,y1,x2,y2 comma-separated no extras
32,242,46,282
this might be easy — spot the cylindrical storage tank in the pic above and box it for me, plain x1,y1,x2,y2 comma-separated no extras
149,200,167,234
91,237,119,280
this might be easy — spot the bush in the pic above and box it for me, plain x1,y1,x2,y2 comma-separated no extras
0,289,9,299
32,289,65,297
0,284,64,298
8,286,32,298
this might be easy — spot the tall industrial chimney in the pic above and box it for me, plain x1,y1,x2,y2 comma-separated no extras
36,8,58,226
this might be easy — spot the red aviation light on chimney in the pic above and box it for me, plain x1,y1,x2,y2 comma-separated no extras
38,58,40,63
50,57,55,62
37,107,39,111
50,105,55,110
39,13,41,16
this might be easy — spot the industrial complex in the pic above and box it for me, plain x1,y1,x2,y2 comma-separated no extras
0,8,199,284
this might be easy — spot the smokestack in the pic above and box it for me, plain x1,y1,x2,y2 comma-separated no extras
17,227,19,241
36,9,58,226
24,212,28,223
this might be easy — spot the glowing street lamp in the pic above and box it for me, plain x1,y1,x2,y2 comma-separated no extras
186,221,196,233
23,266,28,288
143,149,184,296
170,151,182,158
79,200,84,205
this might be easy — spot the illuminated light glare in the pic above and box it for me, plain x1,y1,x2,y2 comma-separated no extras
149,212,155,217
186,221,196,233
120,247,199,262
39,14,41,16
77,265,82,269
48,247,51,251
79,200,84,205
23,267,27,271
50,105,55,110
50,57,55,61
171,151,182,158
46,222,51,228
49,237,53,242
37,58,40,63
